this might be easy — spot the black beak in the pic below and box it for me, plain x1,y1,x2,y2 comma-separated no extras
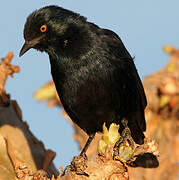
19,42,31,57
19,34,45,57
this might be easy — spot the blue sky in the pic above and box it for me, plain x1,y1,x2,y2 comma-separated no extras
1,0,179,168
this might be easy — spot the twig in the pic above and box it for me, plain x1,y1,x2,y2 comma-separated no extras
0,52,20,105
43,150,56,171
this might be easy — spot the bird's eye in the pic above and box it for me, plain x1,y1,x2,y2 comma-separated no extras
40,25,47,32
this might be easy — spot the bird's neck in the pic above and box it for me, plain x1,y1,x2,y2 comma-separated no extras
48,24,95,85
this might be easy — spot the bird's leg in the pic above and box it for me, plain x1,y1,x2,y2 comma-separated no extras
80,133,95,156
113,119,135,160
65,133,95,176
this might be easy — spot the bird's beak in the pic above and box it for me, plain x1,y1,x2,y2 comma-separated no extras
19,42,31,57
19,34,45,57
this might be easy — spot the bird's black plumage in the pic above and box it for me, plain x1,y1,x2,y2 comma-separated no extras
20,6,147,148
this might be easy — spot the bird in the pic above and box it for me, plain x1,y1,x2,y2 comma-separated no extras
20,5,147,173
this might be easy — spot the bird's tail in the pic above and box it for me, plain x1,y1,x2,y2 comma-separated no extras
127,110,146,145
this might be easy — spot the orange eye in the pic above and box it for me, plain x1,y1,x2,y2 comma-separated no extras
40,25,47,32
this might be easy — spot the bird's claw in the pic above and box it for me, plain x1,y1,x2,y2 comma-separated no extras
62,154,89,176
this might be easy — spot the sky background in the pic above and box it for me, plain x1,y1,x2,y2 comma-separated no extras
0,0,179,169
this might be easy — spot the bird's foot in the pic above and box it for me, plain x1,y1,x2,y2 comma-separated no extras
113,120,135,160
70,153,88,176
63,154,89,176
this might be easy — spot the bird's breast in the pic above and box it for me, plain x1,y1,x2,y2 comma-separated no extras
51,57,109,106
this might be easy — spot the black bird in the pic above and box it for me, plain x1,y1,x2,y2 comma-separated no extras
20,5,147,168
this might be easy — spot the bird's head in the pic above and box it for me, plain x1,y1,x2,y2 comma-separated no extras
19,5,87,57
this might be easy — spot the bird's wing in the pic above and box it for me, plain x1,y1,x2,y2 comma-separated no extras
99,28,147,136
100,28,147,109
